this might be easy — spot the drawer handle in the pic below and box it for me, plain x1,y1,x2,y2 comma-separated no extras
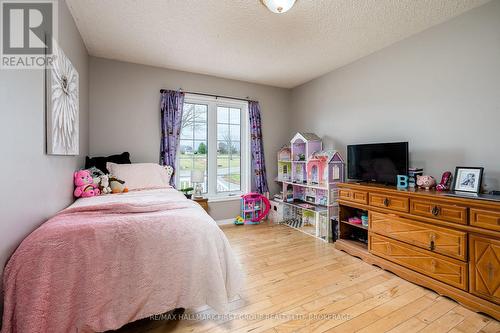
386,244,392,255
383,198,390,207
431,206,440,216
429,233,436,251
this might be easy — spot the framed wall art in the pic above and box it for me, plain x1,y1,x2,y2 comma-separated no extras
46,39,79,155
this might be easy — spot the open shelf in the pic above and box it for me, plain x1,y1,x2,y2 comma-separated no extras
340,220,368,230
281,221,326,241
335,239,369,259
339,238,368,250
282,199,329,213
337,204,369,251
281,180,329,190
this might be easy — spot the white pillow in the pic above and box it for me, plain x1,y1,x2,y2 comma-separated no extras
106,162,172,191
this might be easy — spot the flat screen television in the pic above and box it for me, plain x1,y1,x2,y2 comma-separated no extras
347,142,409,185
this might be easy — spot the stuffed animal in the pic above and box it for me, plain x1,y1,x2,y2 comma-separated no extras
76,185,101,198
109,176,129,194
88,166,105,186
74,170,101,198
98,174,112,194
416,175,437,190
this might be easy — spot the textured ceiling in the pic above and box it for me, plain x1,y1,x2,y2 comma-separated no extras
66,0,490,88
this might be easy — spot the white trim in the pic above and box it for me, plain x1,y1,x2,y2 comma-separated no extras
216,218,235,226
291,132,307,143
208,195,241,203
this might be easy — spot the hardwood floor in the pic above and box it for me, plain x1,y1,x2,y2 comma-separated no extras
115,223,499,333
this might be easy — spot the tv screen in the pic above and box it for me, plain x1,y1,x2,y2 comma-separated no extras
347,142,408,185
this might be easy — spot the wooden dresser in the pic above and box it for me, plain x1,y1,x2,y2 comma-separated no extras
336,182,500,319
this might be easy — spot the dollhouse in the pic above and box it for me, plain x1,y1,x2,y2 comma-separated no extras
240,193,270,224
273,132,345,242
278,145,291,161
306,150,345,186
290,133,321,184
277,145,292,181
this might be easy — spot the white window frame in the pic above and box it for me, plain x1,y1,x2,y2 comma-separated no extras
176,93,250,200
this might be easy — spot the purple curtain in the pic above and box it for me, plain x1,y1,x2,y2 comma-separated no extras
249,101,269,194
160,90,185,187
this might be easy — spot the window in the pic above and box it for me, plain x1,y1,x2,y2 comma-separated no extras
177,94,249,199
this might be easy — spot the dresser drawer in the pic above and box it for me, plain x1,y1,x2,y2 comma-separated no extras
339,189,368,205
369,193,409,213
369,233,468,290
469,234,500,303
410,199,468,225
470,209,500,232
369,212,467,260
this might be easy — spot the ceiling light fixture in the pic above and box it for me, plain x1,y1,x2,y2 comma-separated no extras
261,0,296,14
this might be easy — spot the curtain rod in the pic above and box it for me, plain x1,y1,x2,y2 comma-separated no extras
160,89,251,102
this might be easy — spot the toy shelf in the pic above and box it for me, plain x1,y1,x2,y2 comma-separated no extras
282,219,317,238
274,133,345,243
281,180,329,191
282,199,329,213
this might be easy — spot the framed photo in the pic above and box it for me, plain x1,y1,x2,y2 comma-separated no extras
453,167,483,194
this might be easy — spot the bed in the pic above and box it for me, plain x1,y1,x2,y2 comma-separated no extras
1,188,242,333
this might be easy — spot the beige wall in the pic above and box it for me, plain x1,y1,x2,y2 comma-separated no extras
0,0,89,306
89,57,292,220
290,0,500,191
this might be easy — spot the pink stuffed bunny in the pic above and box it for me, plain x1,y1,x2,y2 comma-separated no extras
74,170,100,198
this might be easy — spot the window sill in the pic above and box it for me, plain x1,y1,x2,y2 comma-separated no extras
207,195,242,203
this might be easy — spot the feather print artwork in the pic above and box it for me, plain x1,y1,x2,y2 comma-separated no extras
47,40,79,155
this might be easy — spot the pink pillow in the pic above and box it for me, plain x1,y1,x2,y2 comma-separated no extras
106,162,172,190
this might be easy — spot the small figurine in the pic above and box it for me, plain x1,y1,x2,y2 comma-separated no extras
436,171,453,192
416,175,437,190
234,216,244,225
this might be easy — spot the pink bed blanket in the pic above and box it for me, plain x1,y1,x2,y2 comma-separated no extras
1,189,242,333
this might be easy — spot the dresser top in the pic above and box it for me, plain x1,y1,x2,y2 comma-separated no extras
338,182,500,210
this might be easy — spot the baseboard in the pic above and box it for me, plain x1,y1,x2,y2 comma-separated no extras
216,218,234,226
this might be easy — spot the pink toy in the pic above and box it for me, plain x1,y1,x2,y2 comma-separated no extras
416,175,437,190
74,170,100,198
240,193,270,224
348,217,362,225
